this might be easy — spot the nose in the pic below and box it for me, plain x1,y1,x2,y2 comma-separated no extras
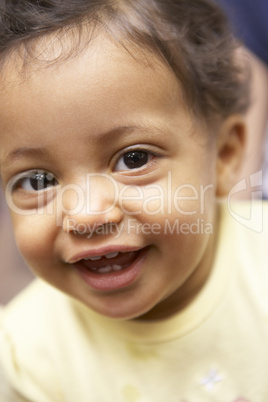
61,175,123,234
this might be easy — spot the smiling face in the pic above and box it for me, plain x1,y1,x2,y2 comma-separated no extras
0,33,222,320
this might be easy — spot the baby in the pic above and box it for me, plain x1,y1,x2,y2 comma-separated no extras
0,0,267,401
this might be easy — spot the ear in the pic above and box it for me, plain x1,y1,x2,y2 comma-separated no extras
216,115,246,197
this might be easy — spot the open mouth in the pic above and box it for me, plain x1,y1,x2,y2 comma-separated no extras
73,247,148,291
75,250,142,274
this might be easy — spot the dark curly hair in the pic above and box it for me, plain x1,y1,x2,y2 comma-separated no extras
0,0,250,123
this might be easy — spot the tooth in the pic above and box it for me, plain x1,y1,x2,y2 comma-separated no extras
98,266,113,273
112,264,122,271
105,252,119,259
88,256,102,261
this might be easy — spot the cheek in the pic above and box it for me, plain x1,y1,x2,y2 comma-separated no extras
121,176,216,227
11,213,56,267
124,180,216,279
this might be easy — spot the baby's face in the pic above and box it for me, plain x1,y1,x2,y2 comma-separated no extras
0,34,219,320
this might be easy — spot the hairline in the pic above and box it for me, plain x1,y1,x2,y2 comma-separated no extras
0,7,238,134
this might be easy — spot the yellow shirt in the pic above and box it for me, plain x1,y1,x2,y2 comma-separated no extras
0,202,268,402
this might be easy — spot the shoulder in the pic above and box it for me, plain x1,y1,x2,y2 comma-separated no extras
219,200,268,294
0,281,107,401
220,200,268,258
0,280,71,401
220,199,268,240
1,280,66,336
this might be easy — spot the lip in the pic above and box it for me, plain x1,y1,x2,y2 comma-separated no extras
73,246,149,292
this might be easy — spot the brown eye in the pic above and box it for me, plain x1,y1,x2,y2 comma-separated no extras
15,171,58,192
123,152,149,169
114,151,152,171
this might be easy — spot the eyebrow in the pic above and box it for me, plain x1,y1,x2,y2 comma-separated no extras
94,124,173,143
1,147,48,171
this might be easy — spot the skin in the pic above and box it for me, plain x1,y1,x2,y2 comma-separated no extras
0,33,245,320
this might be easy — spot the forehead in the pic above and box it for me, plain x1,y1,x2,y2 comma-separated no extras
0,31,186,125
0,32,194,166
